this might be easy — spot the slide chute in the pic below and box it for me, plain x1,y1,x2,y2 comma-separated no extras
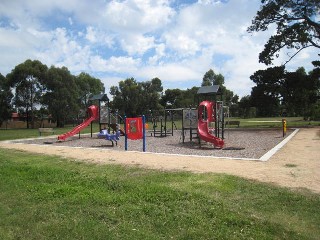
197,101,224,148
58,105,99,141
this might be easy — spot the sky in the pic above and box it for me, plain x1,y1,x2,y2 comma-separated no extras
0,0,318,98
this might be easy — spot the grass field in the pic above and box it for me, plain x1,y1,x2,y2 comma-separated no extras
0,148,319,239
0,124,101,141
0,122,319,239
149,116,320,130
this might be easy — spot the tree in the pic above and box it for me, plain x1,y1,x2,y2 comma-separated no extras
180,87,199,107
309,60,320,119
160,89,183,109
250,65,319,118
201,69,225,86
139,77,163,113
248,0,320,65
76,72,105,108
0,73,13,127
110,78,142,117
42,66,79,127
160,87,199,109
201,69,236,107
238,95,256,118
251,85,280,117
250,66,285,99
6,59,48,128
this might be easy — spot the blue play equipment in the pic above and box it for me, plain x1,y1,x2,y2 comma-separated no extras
98,128,121,146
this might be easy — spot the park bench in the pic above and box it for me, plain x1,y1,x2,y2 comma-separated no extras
38,128,55,136
225,120,240,128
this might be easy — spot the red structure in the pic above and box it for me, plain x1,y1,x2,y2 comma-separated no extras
125,117,143,140
197,101,224,148
124,116,146,152
58,105,99,141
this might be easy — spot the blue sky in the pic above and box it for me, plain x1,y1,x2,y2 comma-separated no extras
0,0,317,97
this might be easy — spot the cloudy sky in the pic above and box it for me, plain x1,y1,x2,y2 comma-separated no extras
0,0,317,97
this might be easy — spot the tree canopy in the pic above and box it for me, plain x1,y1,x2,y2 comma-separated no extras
0,73,13,127
2,57,318,128
3,59,105,128
110,77,164,117
76,72,105,108
42,66,80,127
201,69,238,107
6,60,48,128
248,0,320,65
250,65,319,118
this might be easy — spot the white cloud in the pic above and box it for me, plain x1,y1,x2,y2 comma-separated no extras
0,0,317,98
120,34,155,56
85,26,97,43
137,63,201,83
107,56,141,72
103,0,175,33
164,34,200,56
148,43,166,65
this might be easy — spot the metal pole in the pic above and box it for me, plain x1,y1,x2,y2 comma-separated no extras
182,109,185,143
189,107,192,142
124,116,128,151
142,115,146,152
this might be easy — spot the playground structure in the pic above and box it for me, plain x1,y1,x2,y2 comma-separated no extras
58,105,99,141
147,110,177,137
57,99,146,150
58,94,124,142
147,85,225,148
57,85,226,149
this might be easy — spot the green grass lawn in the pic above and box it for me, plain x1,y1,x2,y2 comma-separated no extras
0,148,319,239
148,117,320,130
230,117,320,128
0,123,101,141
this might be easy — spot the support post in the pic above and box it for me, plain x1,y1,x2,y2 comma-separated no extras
124,115,128,150
142,115,146,152
282,118,287,137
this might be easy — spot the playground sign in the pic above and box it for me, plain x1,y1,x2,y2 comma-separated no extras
126,117,143,140
124,115,146,152
100,106,109,124
183,109,198,128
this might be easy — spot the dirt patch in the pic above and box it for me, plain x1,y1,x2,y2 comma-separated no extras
1,128,319,193
13,129,293,159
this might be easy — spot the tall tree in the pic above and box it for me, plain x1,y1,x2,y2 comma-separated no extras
201,69,225,86
42,66,79,127
250,66,319,118
76,72,105,108
248,0,320,65
251,85,280,117
201,69,236,107
160,87,199,109
110,78,142,117
139,77,163,113
238,95,257,118
160,88,183,109
7,59,48,128
309,60,320,119
0,73,13,127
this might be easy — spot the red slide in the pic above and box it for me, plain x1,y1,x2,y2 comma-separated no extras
58,105,99,141
197,101,224,148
